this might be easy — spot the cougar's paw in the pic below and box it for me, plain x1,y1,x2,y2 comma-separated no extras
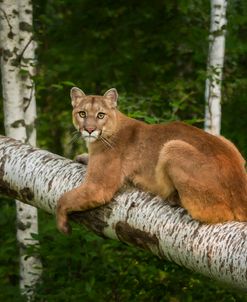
75,153,89,165
167,191,181,207
57,218,71,235
56,197,72,235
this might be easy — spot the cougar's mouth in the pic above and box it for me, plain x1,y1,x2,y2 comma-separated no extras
81,129,101,143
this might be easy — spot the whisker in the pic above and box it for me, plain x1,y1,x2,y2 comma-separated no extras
100,137,112,149
104,135,116,146
100,136,114,149
99,137,109,148
69,131,81,144
101,132,116,145
100,137,112,148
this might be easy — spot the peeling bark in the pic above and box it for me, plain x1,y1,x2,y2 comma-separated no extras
204,0,227,135
0,135,246,291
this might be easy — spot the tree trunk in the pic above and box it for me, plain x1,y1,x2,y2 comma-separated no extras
0,0,41,298
204,0,227,135
19,0,37,145
0,136,246,291
0,0,26,140
18,0,42,297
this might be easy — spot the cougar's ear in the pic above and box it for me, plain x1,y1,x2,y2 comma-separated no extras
70,87,86,107
104,88,118,108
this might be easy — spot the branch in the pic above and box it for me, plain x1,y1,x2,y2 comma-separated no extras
0,135,246,291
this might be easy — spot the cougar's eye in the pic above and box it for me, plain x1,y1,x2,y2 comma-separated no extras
78,111,86,118
97,112,105,119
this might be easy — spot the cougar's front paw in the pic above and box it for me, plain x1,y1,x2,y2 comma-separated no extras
167,191,181,207
57,216,71,235
75,153,89,165
56,197,71,235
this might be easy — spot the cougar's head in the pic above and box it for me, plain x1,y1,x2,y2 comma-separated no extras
70,87,118,145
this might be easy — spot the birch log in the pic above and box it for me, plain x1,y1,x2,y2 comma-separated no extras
204,0,227,135
0,0,41,298
0,136,247,291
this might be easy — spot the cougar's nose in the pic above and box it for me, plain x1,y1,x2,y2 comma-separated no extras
85,127,96,134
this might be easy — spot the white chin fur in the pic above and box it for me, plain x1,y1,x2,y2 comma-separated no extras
84,136,97,143
81,130,100,144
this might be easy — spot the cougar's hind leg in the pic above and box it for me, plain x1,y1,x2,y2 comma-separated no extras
155,156,176,202
159,140,234,223
179,193,235,223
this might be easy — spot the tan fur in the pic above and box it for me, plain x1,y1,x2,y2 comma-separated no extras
57,88,247,234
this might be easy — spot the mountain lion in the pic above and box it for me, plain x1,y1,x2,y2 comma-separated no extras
56,87,247,234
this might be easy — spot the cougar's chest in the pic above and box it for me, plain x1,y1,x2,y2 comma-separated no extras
118,124,165,193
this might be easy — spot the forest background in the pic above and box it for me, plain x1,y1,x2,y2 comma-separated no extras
0,0,247,301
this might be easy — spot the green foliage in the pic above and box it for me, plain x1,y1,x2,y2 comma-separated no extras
0,198,25,302
0,0,247,300
33,0,211,154
222,0,247,158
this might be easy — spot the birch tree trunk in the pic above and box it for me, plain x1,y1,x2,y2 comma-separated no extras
0,0,41,298
19,0,37,145
0,136,246,291
0,0,26,141
18,0,42,297
204,0,227,135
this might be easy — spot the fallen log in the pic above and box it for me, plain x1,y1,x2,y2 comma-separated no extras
0,135,246,290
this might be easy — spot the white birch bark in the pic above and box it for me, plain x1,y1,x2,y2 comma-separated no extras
0,0,26,141
0,136,246,291
204,0,227,135
19,0,37,145
17,0,42,297
0,0,41,298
